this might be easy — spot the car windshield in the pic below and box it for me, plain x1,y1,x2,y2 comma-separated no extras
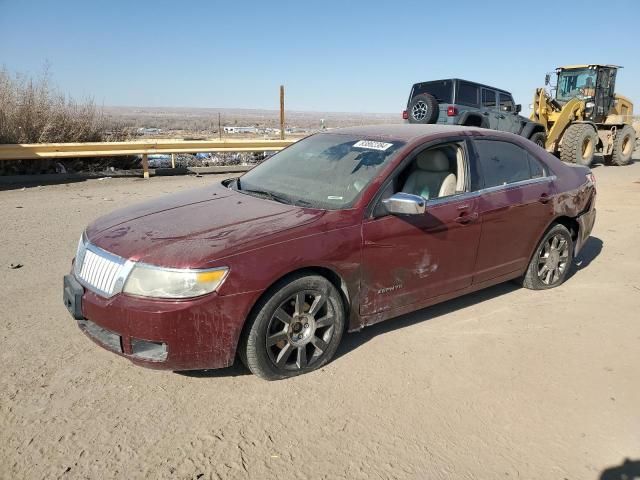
556,68,597,102
235,133,405,209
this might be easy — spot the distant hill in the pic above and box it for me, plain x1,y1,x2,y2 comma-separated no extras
103,106,402,135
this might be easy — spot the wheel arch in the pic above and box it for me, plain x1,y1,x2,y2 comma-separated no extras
522,122,546,139
457,111,488,128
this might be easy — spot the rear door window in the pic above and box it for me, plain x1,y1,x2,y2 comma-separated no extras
456,82,479,107
474,140,532,187
498,93,515,112
482,89,497,109
528,153,546,178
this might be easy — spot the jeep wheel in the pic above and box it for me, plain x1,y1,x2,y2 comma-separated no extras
610,125,635,166
560,123,598,167
408,93,439,124
529,131,547,148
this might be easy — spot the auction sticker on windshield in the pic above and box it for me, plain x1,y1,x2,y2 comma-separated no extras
353,140,394,151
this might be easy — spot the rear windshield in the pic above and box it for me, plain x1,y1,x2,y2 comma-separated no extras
410,80,453,103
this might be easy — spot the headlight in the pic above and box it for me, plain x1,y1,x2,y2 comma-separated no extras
123,264,229,299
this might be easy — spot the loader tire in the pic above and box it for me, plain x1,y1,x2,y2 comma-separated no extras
610,125,635,166
560,124,597,167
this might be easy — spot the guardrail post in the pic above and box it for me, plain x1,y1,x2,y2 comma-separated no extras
280,85,285,140
171,153,176,169
142,153,149,179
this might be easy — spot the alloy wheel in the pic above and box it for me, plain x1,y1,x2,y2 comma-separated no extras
411,101,428,121
266,290,336,371
537,234,570,285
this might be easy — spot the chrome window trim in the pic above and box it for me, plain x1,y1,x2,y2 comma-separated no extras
426,175,556,208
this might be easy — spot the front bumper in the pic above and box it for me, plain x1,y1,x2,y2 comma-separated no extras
64,273,259,370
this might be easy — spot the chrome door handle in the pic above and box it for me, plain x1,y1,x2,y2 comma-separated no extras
455,212,479,224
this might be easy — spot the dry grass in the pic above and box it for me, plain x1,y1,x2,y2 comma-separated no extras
0,67,123,144
0,67,134,174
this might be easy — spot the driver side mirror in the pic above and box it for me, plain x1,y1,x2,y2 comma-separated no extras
515,104,522,113
545,74,551,86
382,192,426,216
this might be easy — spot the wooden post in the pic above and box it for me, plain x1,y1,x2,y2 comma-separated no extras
171,153,176,169
280,85,285,140
142,153,149,179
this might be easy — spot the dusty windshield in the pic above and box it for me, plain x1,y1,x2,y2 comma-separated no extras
236,133,405,209
557,68,596,101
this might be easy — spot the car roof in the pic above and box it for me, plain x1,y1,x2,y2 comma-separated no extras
320,124,486,142
412,78,511,95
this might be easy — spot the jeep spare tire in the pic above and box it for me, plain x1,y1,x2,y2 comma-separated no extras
408,93,439,124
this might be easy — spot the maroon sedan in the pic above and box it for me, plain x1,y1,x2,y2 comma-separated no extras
63,125,596,380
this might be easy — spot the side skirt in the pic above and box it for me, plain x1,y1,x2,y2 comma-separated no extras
352,270,522,331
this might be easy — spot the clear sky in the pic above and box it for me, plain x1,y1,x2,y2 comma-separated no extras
1,0,638,114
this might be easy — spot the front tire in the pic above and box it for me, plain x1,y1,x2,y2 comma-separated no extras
560,124,597,167
240,274,345,380
529,131,547,149
521,224,574,290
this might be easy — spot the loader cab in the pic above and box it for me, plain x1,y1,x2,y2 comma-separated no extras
555,64,619,122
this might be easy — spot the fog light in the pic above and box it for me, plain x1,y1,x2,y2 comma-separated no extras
131,338,168,361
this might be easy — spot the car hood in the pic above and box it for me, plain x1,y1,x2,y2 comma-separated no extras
87,182,325,268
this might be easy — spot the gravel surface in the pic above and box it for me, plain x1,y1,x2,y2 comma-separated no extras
1,158,639,479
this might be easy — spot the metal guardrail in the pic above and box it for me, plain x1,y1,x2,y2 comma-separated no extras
0,139,297,178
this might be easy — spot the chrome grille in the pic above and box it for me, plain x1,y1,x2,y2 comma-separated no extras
75,239,127,297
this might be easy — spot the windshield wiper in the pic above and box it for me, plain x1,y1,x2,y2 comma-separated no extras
241,188,291,205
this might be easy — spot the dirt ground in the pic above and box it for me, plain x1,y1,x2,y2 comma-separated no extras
1,155,639,480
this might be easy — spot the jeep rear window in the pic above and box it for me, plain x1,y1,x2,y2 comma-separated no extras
456,82,479,107
411,81,452,103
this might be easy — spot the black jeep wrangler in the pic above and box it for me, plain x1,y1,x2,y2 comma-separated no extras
403,78,546,146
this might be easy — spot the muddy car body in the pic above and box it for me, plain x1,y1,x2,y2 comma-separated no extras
64,125,596,379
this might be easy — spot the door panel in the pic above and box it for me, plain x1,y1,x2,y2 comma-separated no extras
481,89,500,129
497,93,520,133
360,196,481,316
473,179,555,283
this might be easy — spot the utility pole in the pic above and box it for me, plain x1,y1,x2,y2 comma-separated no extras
280,85,285,140
218,112,222,140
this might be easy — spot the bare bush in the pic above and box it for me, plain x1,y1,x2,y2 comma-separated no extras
0,67,134,174
0,67,113,144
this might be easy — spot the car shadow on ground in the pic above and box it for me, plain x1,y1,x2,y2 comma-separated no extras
178,235,604,378
177,361,252,378
336,235,604,361
599,458,640,479
568,235,603,280
334,281,521,362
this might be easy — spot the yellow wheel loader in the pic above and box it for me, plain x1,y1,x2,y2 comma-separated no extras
530,64,636,166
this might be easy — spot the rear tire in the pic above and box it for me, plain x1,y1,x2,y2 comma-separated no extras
560,124,597,167
610,125,635,166
408,93,439,124
240,274,345,380
521,224,574,290
529,131,547,149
